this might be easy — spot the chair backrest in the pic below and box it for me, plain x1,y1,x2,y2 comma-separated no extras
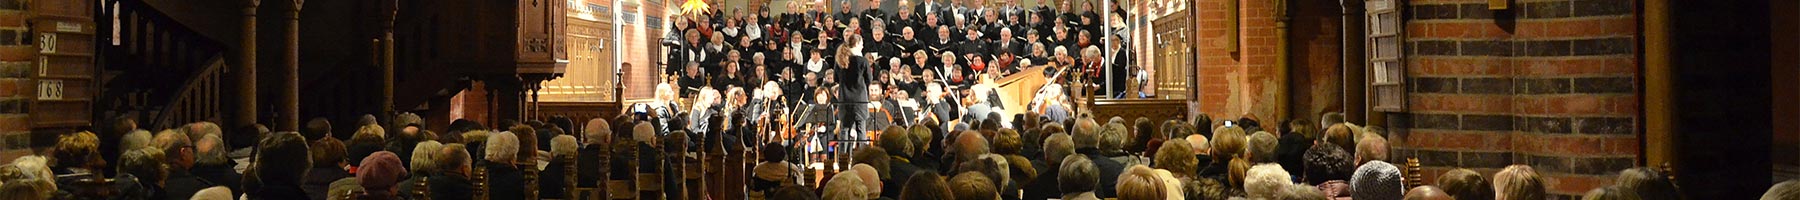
474,165,489,200
414,176,431,200
610,138,638,200
1405,157,1423,189
592,145,610,200
526,165,542,200
565,155,580,200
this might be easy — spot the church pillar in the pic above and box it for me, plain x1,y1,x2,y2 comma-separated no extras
277,0,304,131
379,0,398,119
236,0,259,129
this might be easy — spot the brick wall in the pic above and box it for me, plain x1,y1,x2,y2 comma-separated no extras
0,9,29,160
1193,0,1282,121
1396,0,1638,198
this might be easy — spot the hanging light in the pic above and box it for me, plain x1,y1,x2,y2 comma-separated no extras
680,0,710,16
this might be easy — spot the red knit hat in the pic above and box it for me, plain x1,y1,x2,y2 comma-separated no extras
357,151,408,191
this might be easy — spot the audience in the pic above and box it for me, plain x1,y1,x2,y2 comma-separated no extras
1114,165,1166,200
250,132,313,200
431,144,477,200
1243,163,1290,199
825,170,871,200
304,136,350,200
1350,160,1403,200
1494,165,1546,200
356,151,407,200
950,172,999,200
898,172,951,200
1059,155,1099,200
485,130,527,200
1438,168,1494,200
1403,185,1453,200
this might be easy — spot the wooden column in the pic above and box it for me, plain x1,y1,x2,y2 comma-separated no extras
237,0,260,130
278,0,304,131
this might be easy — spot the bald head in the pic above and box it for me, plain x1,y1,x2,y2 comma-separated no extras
1404,186,1454,200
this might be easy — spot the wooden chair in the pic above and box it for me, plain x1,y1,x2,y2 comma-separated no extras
722,142,748,200
685,151,704,200
474,164,489,200
609,138,638,200
638,140,666,200
413,176,431,200
1405,157,1423,189
525,163,542,200
564,155,581,200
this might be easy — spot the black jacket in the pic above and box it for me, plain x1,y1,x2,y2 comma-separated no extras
883,155,924,199
302,167,351,200
164,168,216,200
484,162,527,200
578,145,606,187
1079,149,1123,198
1020,160,1059,200
541,159,571,199
190,163,242,197
249,184,310,200
429,173,476,200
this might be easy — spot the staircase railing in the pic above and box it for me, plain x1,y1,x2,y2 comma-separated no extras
148,55,224,129
97,0,230,130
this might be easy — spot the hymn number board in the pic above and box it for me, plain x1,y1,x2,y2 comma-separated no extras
27,0,97,129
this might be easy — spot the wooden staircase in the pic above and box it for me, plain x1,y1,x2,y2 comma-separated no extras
95,0,230,131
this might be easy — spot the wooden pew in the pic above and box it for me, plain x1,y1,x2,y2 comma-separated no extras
610,137,638,200
1406,157,1423,189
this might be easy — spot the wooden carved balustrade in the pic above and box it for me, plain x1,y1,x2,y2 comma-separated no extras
97,0,231,130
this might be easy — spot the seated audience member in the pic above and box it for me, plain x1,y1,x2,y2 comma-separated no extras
356,151,407,200
1275,183,1328,200
1437,168,1494,200
541,135,578,199
1355,135,1389,165
1349,161,1403,200
1115,166,1167,200
879,127,922,198
772,185,822,200
1152,139,1198,179
951,172,999,200
1616,167,1680,200
1024,133,1074,200
1581,186,1639,200
117,148,169,200
1275,119,1316,177
1763,180,1800,200
1183,178,1230,200
0,177,52,200
431,144,477,200
825,171,871,200
898,172,952,200
1494,165,1546,200
251,132,314,200
484,132,527,200
1403,186,1453,200
153,130,215,200
578,118,612,187
1185,134,1211,174
1244,163,1292,199
1200,126,1246,184
852,146,896,199
325,177,362,200
398,141,443,200
304,137,350,200
1246,131,1277,164
1302,142,1352,185
193,134,244,195
1321,124,1355,157
1059,155,1100,200
1071,118,1122,197
193,186,234,200
52,131,106,198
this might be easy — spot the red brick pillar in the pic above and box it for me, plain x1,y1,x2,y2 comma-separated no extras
278,0,304,131
237,0,260,130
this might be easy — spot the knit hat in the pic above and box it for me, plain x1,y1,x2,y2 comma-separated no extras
1349,160,1403,200
357,151,408,192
